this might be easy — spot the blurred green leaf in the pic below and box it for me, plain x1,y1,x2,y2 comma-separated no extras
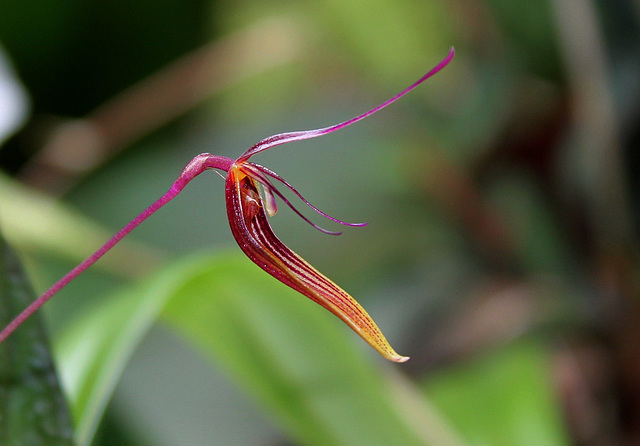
424,339,570,446
0,234,74,446
0,172,163,279
317,0,453,82
162,253,454,446
56,251,464,446
54,254,211,445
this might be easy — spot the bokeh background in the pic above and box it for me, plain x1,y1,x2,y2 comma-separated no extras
1,1,640,445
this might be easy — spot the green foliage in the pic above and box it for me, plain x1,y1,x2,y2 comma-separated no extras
161,254,429,446
0,236,74,446
54,251,462,446
424,340,569,446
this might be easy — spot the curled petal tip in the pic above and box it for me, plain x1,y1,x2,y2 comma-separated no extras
444,47,455,64
375,344,410,363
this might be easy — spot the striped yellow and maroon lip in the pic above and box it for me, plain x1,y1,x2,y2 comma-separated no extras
226,164,408,363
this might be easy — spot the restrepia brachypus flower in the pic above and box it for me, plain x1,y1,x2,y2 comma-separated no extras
0,48,454,362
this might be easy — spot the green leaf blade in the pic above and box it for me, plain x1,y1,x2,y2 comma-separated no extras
0,237,75,446
56,251,463,446
424,340,570,446
162,253,438,446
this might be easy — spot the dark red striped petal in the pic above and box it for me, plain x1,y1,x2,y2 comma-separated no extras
225,164,408,362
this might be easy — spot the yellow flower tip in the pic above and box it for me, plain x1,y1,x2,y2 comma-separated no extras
380,347,410,363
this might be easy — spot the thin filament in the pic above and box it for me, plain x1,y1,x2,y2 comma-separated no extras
243,163,365,235
246,163,367,227
237,47,455,162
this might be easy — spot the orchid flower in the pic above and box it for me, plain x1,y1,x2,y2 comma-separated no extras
0,48,454,362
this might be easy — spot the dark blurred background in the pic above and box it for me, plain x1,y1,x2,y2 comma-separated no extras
1,0,640,445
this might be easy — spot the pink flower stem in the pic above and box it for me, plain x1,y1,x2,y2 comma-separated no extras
0,153,232,344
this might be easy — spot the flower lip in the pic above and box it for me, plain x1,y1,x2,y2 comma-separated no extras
225,163,410,363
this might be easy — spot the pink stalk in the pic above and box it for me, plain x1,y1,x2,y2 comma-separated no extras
0,154,232,344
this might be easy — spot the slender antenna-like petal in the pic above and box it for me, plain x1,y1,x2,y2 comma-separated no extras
236,47,454,162
246,162,367,227
242,163,355,235
226,164,409,362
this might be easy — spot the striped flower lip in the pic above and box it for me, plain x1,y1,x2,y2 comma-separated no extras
0,48,454,362
225,161,408,361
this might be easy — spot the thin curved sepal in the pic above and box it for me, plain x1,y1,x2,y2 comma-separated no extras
225,164,408,362
236,47,455,163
